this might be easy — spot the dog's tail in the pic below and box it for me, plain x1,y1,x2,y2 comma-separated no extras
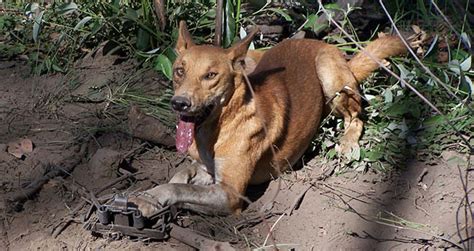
348,36,407,82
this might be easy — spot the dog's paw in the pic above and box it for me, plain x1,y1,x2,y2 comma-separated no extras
128,185,174,217
335,137,361,160
128,193,162,218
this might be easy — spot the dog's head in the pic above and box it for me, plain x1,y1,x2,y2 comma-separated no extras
171,21,257,153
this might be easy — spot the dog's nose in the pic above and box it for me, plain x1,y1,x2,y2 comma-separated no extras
171,96,192,112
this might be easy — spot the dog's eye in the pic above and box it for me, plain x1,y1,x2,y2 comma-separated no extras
174,67,185,77
204,72,217,80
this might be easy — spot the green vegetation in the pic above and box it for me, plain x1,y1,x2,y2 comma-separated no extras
1,1,472,172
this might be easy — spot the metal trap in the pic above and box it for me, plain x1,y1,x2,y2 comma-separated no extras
83,194,176,240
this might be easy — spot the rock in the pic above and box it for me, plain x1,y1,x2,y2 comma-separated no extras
128,105,175,147
88,148,122,178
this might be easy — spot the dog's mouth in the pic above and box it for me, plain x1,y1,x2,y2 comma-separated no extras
175,105,215,154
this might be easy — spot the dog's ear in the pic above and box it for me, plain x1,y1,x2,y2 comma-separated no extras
226,28,259,71
176,21,195,54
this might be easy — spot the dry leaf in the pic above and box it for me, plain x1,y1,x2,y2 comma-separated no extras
377,31,387,38
7,138,34,159
437,51,449,63
412,25,421,34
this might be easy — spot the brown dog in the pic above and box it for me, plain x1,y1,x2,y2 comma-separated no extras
130,21,406,215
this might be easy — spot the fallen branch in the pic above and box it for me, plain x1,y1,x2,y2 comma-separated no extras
170,223,235,250
7,144,87,211
153,0,166,31
214,0,223,46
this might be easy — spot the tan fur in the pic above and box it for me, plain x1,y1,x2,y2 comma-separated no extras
349,36,407,82
130,22,407,215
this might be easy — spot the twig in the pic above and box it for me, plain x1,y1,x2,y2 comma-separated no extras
359,230,433,245
413,196,430,217
234,211,282,230
51,218,81,238
454,155,473,251
416,167,428,183
170,223,235,250
286,184,312,216
123,142,149,159
214,0,223,46
262,213,285,247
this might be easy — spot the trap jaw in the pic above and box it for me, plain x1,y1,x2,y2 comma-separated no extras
84,194,177,240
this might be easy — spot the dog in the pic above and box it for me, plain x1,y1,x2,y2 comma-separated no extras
130,21,406,216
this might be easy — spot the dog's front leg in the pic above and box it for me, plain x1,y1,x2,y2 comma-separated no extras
130,183,233,216
130,156,256,216
168,161,214,185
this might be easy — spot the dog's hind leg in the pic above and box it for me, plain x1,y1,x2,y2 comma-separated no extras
315,46,363,157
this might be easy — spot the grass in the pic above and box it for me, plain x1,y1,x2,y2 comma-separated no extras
1,1,472,174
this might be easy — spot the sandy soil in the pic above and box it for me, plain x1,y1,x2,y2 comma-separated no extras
0,57,472,250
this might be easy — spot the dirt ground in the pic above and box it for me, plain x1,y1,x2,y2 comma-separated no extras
0,57,472,250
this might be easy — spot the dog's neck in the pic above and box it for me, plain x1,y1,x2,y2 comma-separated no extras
219,73,249,124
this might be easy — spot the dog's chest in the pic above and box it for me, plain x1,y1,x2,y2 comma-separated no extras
188,130,222,183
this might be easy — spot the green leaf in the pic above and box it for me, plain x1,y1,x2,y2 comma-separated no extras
395,63,414,84
154,54,173,80
385,102,409,116
163,47,177,63
267,8,292,22
460,32,471,49
91,20,102,35
424,34,438,57
365,150,383,162
325,3,342,11
33,10,44,43
74,16,92,31
223,0,236,48
448,60,461,75
383,89,393,104
460,56,471,72
125,8,139,20
326,148,337,159
459,71,473,98
423,115,444,127
57,2,78,15
137,28,150,51
304,14,317,29
52,63,64,73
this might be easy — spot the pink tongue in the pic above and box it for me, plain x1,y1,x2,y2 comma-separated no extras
176,118,195,153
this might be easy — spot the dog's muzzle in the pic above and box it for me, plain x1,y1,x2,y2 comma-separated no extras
171,96,191,112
